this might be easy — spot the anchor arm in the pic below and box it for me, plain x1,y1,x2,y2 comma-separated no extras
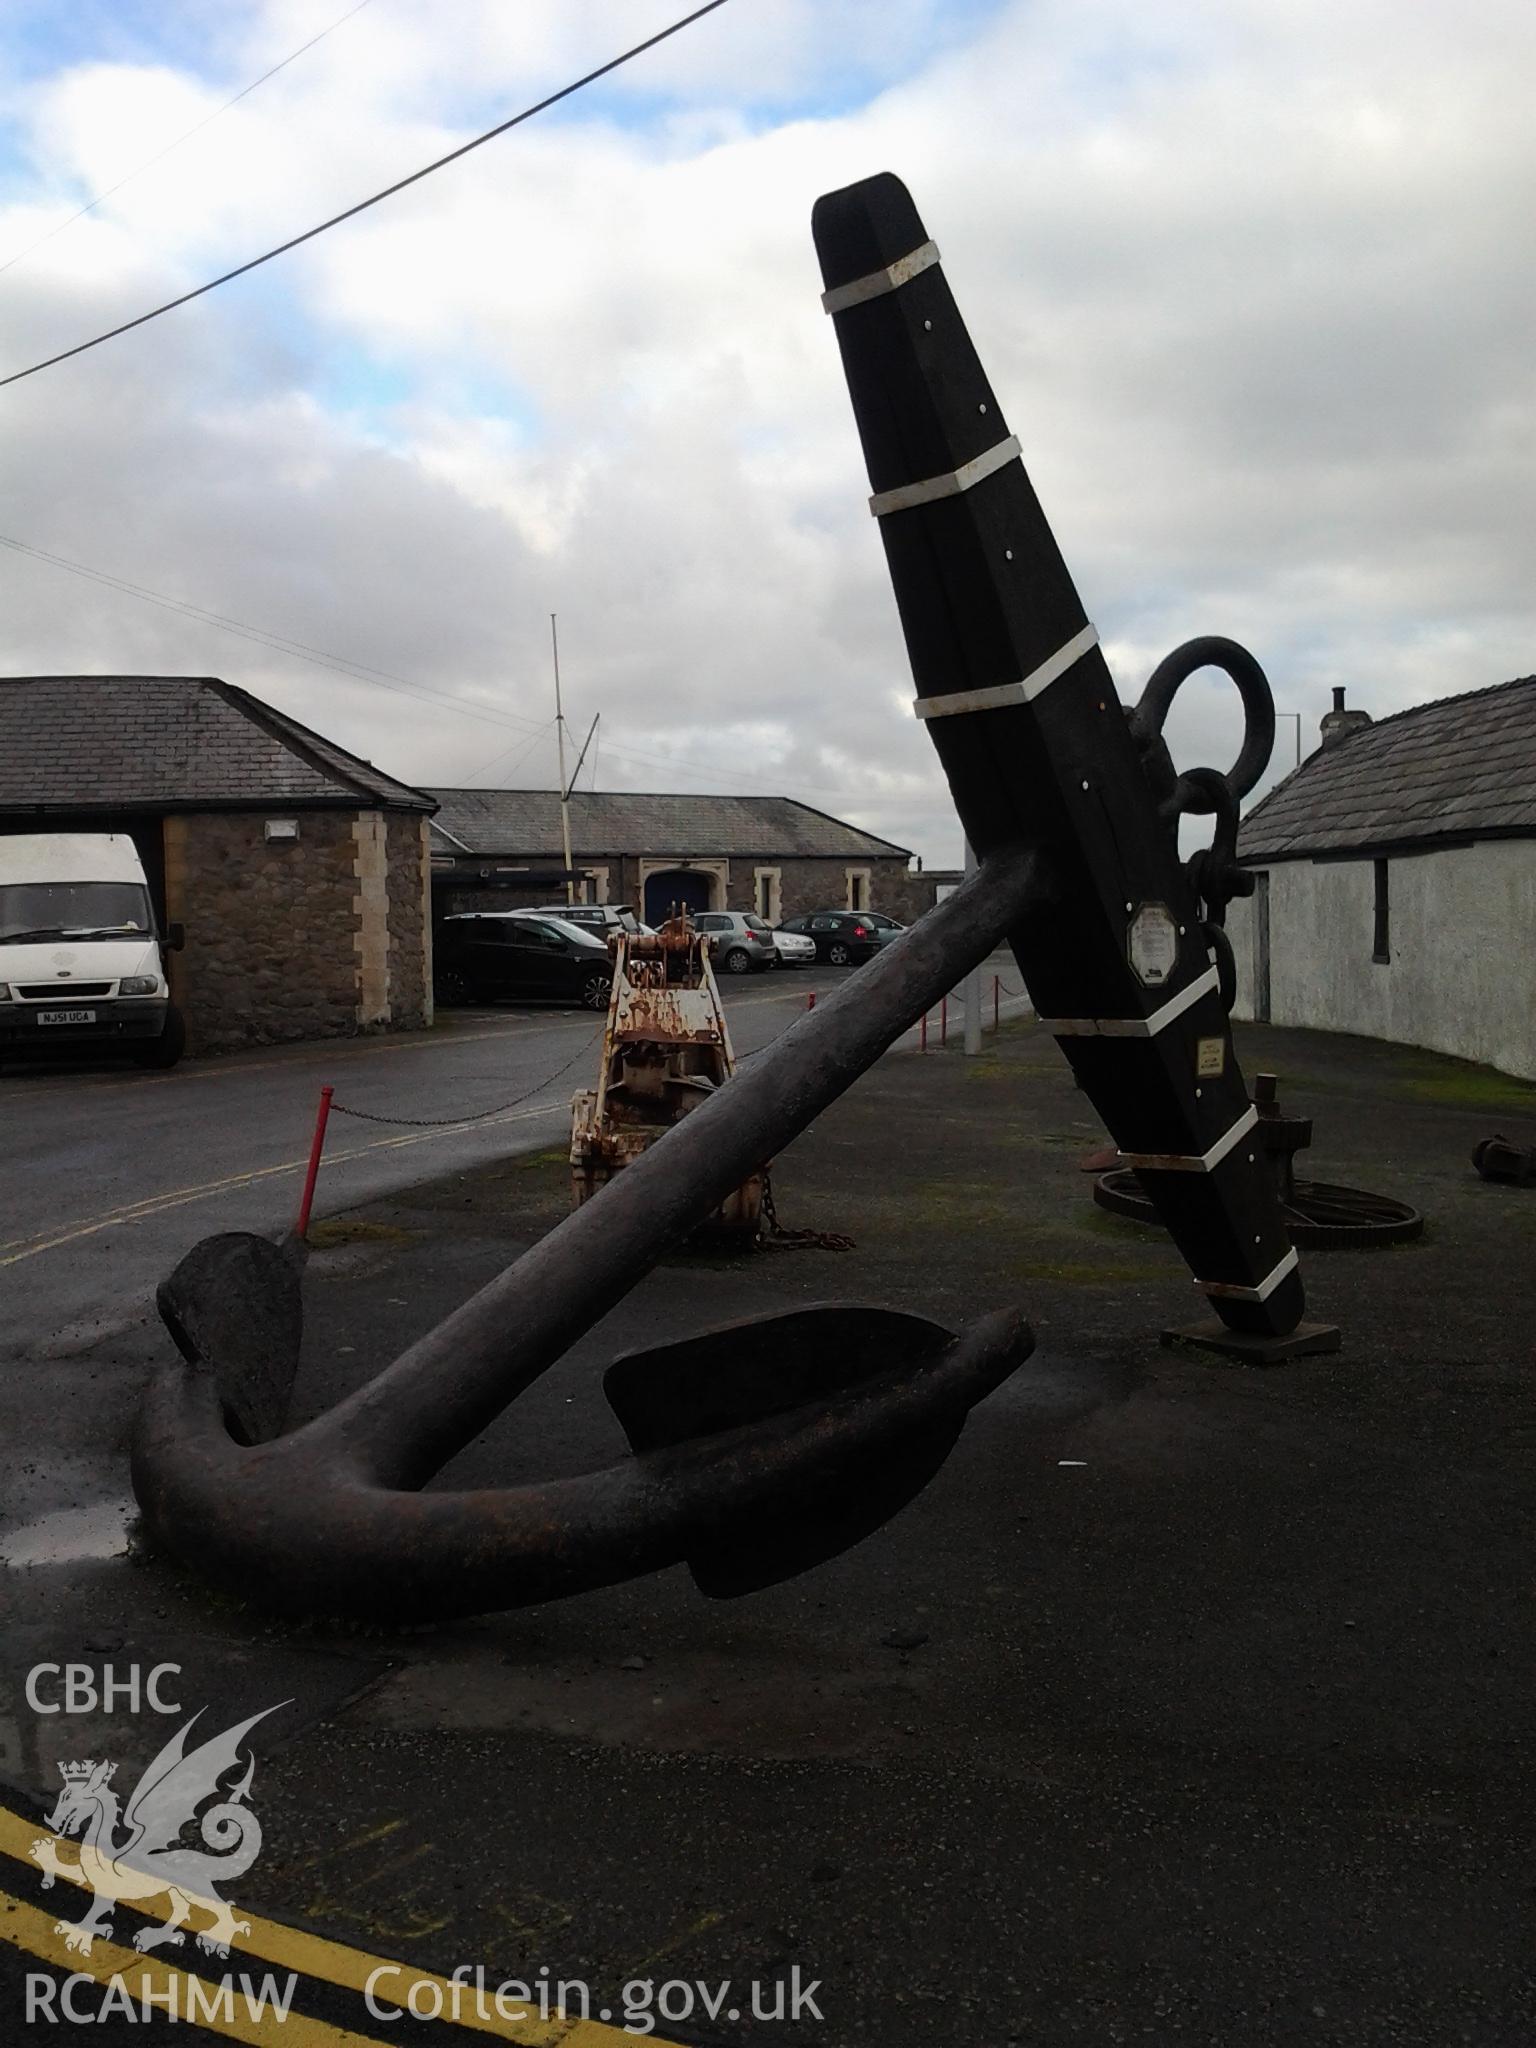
131,1302,1031,1622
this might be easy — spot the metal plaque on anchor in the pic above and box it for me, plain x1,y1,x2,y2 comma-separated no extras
1126,902,1178,986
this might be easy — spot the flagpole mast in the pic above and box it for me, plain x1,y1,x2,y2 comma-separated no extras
551,613,575,904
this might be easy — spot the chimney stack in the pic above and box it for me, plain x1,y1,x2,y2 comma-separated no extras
1320,686,1372,749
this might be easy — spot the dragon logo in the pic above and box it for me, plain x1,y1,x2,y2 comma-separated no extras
29,1702,287,1959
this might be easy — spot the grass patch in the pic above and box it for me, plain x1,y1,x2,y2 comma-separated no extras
305,1218,420,1249
1396,1059,1536,1113
1007,1257,1170,1286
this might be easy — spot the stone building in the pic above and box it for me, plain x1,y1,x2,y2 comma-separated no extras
1227,677,1536,1081
427,788,930,926
0,675,436,1053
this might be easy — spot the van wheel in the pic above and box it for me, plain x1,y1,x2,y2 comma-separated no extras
435,969,473,1007
133,1003,186,1070
827,941,852,965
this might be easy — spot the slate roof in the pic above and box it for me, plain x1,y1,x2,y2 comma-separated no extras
427,788,910,861
1238,675,1536,861
0,676,434,814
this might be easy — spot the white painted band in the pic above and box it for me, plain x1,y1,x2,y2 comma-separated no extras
1117,1105,1258,1175
821,240,941,315
912,624,1099,721
1195,1245,1299,1303
869,434,1021,518
1039,966,1220,1040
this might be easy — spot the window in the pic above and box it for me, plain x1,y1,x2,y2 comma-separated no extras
0,879,151,940
745,916,774,935
1372,859,1390,964
753,867,781,922
695,914,728,932
845,868,871,913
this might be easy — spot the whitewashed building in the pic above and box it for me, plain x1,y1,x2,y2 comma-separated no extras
1226,677,1536,1081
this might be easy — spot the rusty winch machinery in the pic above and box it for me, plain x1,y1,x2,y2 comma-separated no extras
571,913,763,1237
134,173,1352,1625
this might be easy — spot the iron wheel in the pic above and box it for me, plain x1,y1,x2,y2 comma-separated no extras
1093,1167,1423,1248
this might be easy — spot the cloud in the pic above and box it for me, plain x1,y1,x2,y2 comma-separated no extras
1,0,1532,867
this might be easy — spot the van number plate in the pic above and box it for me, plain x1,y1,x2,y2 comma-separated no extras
37,1008,97,1025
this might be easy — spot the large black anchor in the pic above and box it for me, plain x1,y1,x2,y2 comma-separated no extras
131,173,1303,1624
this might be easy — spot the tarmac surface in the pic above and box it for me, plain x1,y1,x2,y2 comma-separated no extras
2,1012,1534,2043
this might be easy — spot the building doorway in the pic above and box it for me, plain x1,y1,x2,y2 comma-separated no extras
644,868,715,925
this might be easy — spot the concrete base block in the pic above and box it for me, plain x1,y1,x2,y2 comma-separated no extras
1160,1317,1343,1366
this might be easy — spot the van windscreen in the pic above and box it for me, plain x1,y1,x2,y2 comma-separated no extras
0,880,153,942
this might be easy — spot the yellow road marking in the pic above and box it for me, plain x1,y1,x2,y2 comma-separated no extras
0,1102,564,1267
0,1807,687,2045
0,1887,389,2045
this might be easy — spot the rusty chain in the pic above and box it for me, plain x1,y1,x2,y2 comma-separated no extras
328,1025,603,1129
756,1168,855,1253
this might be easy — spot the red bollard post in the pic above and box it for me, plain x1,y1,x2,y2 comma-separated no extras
296,1084,334,1241
920,1009,928,1053
807,991,816,1011
994,974,1000,1031
941,994,948,1045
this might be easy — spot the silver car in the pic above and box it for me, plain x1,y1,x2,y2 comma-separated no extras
693,911,777,974
771,925,817,966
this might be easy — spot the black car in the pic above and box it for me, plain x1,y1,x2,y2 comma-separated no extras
435,913,612,1010
775,911,897,966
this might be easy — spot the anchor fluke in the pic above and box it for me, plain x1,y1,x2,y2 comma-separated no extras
605,1304,1031,1595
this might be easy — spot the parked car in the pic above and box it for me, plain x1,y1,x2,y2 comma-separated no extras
523,903,650,939
692,911,777,974
435,913,613,1010
770,924,817,967
774,911,897,966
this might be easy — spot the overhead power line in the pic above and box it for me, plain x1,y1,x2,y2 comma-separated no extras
0,528,904,807
0,0,379,279
0,0,732,392
0,531,548,736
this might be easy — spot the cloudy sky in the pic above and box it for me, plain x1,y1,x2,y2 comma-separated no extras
2,0,1532,865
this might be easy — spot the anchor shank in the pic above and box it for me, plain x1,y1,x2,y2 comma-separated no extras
293,841,1046,1485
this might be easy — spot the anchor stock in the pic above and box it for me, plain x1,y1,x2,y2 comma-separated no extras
812,170,1304,1340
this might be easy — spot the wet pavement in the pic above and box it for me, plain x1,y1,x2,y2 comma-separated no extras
2,1014,1533,2043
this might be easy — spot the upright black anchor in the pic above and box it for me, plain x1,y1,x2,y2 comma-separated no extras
813,172,1316,1348
131,173,1316,1626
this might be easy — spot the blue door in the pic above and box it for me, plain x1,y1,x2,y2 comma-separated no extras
644,870,713,924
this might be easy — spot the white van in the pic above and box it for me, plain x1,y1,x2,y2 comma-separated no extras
0,832,186,1068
